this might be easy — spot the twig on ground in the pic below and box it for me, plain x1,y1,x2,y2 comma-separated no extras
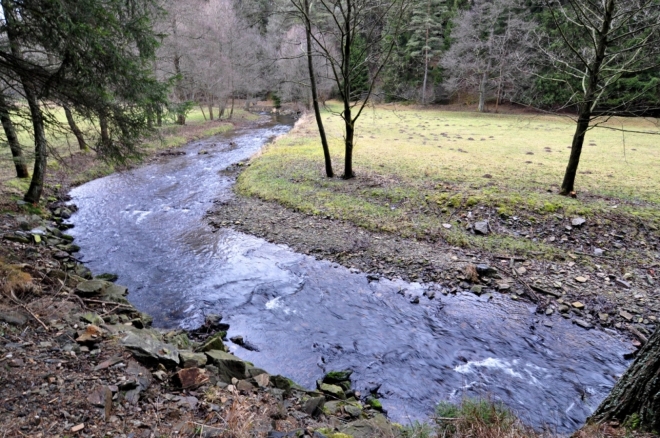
99,305,121,317
628,325,648,345
81,298,133,307
511,269,539,302
494,255,526,261
6,288,49,331
21,305,49,332
574,251,615,260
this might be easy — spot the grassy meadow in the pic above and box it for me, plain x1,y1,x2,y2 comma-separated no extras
238,103,660,257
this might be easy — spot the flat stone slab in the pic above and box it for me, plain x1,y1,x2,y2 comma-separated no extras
180,351,207,368
0,310,28,326
75,280,111,296
204,350,248,383
121,332,180,367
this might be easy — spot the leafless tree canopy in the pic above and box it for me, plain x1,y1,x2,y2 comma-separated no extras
440,0,536,112
539,0,660,116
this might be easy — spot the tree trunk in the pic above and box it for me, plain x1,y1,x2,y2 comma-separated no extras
343,118,355,179
341,0,355,179
494,65,503,113
421,0,431,105
560,110,590,195
559,0,614,196
0,93,29,178
156,106,162,127
422,55,429,105
208,102,214,121
590,328,660,430
219,98,226,119
172,17,186,126
99,113,111,153
229,94,235,119
303,0,333,178
478,71,487,112
199,103,207,121
2,0,47,203
64,106,87,150
479,26,496,113
22,87,47,204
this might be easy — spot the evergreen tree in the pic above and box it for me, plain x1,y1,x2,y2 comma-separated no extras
406,0,448,103
381,0,463,102
0,0,167,203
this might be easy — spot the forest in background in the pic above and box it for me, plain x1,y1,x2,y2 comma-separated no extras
160,0,660,115
2,0,660,434
2,0,660,203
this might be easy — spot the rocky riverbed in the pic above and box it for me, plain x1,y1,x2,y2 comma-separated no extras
52,118,643,434
0,207,396,438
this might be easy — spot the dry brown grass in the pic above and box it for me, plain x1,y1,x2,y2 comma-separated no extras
432,400,537,438
400,399,655,438
0,258,36,303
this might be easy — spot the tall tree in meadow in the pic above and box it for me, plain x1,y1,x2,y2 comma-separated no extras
288,0,334,177
299,0,413,179
537,0,660,196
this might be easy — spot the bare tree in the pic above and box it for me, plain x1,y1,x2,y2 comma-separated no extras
539,0,660,196
301,0,412,179
289,0,334,177
158,0,270,122
440,0,535,112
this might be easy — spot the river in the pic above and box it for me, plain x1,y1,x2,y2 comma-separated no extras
68,117,631,433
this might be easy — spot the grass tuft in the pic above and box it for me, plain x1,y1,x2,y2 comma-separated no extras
434,399,533,438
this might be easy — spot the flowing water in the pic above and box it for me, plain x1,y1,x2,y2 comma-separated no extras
68,117,632,433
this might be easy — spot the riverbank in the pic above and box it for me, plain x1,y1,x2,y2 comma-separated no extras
220,109,659,344
0,108,258,212
0,208,640,438
0,116,419,437
0,202,405,437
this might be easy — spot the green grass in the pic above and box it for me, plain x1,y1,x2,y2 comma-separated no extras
399,399,533,438
237,103,660,258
